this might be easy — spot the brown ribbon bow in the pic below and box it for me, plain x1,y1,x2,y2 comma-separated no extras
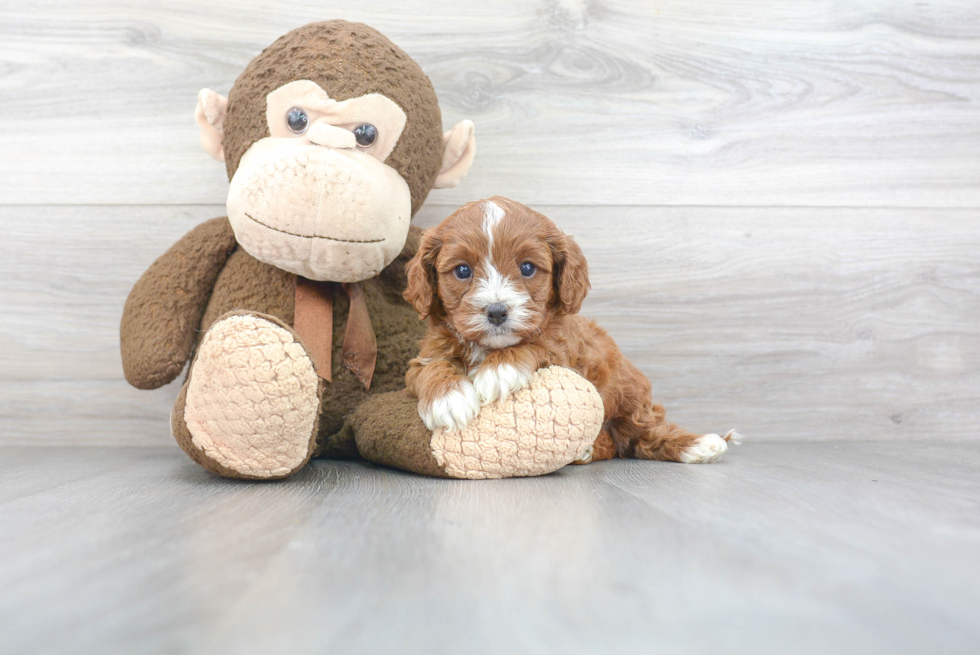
293,277,377,390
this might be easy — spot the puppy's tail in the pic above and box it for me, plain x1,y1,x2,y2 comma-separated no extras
723,429,743,445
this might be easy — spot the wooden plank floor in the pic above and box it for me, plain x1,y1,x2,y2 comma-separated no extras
1,442,978,654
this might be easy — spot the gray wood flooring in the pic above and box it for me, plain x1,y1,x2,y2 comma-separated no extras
0,442,977,654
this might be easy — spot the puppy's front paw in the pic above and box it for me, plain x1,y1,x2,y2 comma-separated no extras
419,382,481,432
471,363,533,405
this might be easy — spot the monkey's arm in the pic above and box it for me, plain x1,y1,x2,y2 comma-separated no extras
120,217,238,390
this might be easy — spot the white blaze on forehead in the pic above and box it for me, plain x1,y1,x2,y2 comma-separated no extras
464,200,536,348
482,200,505,259
472,201,519,310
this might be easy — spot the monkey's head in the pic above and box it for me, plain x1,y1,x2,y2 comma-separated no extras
195,21,476,283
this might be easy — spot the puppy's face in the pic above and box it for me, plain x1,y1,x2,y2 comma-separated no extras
405,197,590,350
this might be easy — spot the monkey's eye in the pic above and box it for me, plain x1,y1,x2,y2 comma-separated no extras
352,123,378,147
286,107,309,134
520,262,536,277
453,264,472,280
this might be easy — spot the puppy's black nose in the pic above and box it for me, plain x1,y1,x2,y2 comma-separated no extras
486,304,508,326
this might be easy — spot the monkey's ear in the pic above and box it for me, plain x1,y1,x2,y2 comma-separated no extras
433,120,476,189
195,89,229,162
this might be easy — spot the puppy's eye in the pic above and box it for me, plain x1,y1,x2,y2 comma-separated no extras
352,123,378,147
286,107,309,134
453,264,472,280
519,262,536,277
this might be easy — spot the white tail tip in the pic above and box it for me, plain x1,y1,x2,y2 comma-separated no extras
723,429,743,445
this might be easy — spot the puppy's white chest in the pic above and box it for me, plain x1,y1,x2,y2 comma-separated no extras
465,345,487,368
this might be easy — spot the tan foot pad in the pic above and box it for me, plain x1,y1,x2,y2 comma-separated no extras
430,366,604,479
184,315,319,479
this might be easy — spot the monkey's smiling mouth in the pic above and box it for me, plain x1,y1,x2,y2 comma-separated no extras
244,213,386,244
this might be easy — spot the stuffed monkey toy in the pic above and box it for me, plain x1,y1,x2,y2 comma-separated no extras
120,21,604,480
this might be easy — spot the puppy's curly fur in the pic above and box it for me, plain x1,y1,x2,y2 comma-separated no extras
404,197,738,463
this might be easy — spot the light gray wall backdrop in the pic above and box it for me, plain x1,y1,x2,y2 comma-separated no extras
2,0,978,445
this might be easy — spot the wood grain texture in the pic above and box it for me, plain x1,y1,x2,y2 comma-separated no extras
0,443,978,654
3,204,978,445
1,0,978,206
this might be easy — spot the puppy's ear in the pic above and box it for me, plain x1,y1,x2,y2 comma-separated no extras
404,228,443,320
552,233,590,315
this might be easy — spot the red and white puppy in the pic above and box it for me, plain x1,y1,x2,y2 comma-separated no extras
404,197,738,464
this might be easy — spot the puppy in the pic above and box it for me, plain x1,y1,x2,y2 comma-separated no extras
404,197,739,464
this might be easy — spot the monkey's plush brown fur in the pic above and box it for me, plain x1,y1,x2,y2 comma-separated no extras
123,218,427,464
222,22,444,216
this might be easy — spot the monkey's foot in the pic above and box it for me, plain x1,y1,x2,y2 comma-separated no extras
179,313,320,479
352,367,605,480
432,367,604,478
